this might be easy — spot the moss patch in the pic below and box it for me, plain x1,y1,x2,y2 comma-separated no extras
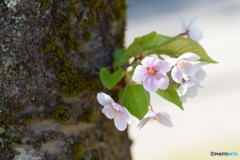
77,107,95,123
110,0,127,21
38,0,51,7
46,103,70,123
70,143,85,159
42,1,102,97
0,105,22,151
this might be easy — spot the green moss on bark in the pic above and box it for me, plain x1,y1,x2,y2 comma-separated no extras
0,105,22,151
41,1,102,97
38,0,51,7
47,104,70,123
77,107,95,123
70,143,85,159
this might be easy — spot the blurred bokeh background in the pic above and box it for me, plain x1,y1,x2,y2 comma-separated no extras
125,0,240,160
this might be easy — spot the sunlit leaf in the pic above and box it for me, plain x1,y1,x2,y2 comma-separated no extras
156,85,183,110
119,84,149,119
159,37,217,63
100,67,123,89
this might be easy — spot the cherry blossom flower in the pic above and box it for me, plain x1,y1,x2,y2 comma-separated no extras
137,110,173,129
132,57,171,92
190,62,207,82
178,80,200,103
178,62,207,102
167,53,200,83
179,16,203,41
97,92,132,131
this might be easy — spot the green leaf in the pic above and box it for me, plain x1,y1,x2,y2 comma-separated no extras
119,84,149,120
159,37,217,63
100,67,123,89
156,85,183,110
125,36,141,56
113,48,129,69
125,31,170,56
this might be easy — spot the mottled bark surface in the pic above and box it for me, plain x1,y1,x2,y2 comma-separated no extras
0,0,131,159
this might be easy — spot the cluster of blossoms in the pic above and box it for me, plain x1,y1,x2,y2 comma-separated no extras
97,92,173,131
97,16,207,131
132,53,207,102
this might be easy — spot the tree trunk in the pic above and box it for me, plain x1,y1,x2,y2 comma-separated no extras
0,0,132,159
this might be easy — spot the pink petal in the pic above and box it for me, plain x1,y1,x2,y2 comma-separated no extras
158,111,171,119
156,112,173,128
132,65,147,82
189,28,203,41
165,58,177,66
102,106,116,119
195,68,206,81
112,103,132,124
114,113,128,131
122,111,132,124
137,118,150,129
143,76,159,92
141,57,157,68
97,92,114,107
181,62,196,76
187,16,200,30
171,66,182,83
185,86,198,98
179,17,187,32
155,60,171,73
178,84,188,95
156,73,169,90
112,102,123,111
179,53,200,61
178,81,197,97
179,94,187,103
144,110,157,118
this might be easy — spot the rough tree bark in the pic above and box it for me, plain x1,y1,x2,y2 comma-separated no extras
0,0,132,159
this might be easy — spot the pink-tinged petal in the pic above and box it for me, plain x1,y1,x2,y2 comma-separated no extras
112,102,122,111
178,84,188,95
144,110,157,118
143,76,159,92
189,28,203,41
97,92,114,107
155,60,171,73
195,68,206,81
102,107,116,119
181,62,196,76
179,53,200,61
156,73,169,90
171,66,182,83
121,109,132,124
114,113,128,131
155,112,173,128
165,58,177,66
189,76,200,84
179,94,187,103
137,118,150,129
178,81,196,95
158,111,171,119
132,65,147,82
124,112,132,124
112,103,132,124
187,16,200,30
193,62,202,71
185,86,198,98
182,81,197,88
141,57,157,68
179,17,187,32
